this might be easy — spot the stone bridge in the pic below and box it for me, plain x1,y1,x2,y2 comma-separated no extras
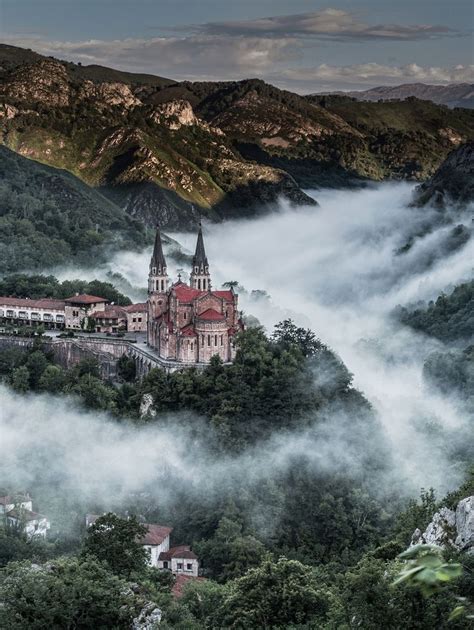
0,335,202,379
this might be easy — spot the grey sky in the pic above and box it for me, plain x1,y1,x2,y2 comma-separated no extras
0,0,472,91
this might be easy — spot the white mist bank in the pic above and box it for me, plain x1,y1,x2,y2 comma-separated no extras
1,183,472,498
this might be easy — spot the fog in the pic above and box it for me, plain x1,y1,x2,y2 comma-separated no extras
1,183,472,515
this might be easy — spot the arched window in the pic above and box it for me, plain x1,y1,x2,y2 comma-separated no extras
190,342,193,350
214,335,217,346
161,279,164,291
207,335,211,346
203,279,206,290
220,335,223,345
198,279,201,290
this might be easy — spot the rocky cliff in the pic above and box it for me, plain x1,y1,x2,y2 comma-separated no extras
413,141,474,208
1,44,474,228
411,496,474,554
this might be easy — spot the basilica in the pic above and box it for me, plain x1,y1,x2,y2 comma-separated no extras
147,226,243,364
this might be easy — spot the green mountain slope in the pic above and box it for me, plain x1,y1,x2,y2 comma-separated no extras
0,145,146,272
1,45,474,227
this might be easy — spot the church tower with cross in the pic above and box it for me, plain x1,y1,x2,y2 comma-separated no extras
147,225,243,365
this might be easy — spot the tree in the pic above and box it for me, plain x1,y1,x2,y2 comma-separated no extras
0,556,143,629
10,366,30,393
38,364,66,393
219,557,330,628
197,516,267,582
271,318,323,357
82,513,149,578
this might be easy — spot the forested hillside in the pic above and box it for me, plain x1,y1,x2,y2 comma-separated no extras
0,146,146,271
1,44,474,229
0,320,472,628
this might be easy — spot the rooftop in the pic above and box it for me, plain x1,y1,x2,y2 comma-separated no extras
141,524,173,546
64,294,108,305
197,308,225,321
0,297,66,309
159,545,198,561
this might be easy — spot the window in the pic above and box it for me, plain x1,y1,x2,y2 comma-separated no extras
207,335,211,346
220,335,223,345
6,310,14,317
190,342,193,350
132,317,136,322
201,335,204,345
203,279,206,290
72,310,79,317
19,311,27,319
163,561,168,569
198,279,201,290
161,279,164,291
138,317,142,322
187,563,193,571
214,335,217,346
177,563,183,570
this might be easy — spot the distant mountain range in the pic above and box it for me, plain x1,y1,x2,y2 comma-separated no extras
1,43,474,231
315,83,474,109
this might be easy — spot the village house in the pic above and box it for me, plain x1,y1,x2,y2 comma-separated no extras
86,514,199,576
1,493,50,538
64,294,107,329
147,225,244,364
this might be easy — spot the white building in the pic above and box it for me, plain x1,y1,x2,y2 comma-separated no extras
85,514,199,575
1,494,50,538
157,545,199,577
0,297,66,329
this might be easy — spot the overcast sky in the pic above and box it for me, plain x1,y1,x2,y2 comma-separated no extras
1,0,472,92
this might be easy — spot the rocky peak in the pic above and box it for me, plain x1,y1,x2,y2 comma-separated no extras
151,99,199,129
411,496,474,553
77,80,141,109
3,59,71,107
413,141,474,207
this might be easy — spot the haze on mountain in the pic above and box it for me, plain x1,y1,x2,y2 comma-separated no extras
315,83,474,109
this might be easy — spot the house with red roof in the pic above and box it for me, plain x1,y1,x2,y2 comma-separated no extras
1,493,50,538
147,225,244,364
85,514,199,575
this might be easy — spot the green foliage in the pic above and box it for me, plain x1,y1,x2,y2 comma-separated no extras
0,556,143,629
218,557,330,628
196,517,267,582
82,513,149,578
0,273,132,305
397,280,474,343
0,145,146,272
394,544,462,597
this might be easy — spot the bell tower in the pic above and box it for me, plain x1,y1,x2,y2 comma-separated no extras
148,227,169,294
190,223,211,291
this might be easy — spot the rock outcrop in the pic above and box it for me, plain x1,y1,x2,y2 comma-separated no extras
413,141,474,208
411,496,474,554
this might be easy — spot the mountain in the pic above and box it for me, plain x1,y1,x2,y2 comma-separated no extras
316,83,474,109
0,145,146,272
413,141,474,207
1,45,474,227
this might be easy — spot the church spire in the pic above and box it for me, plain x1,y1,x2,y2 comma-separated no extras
192,223,209,269
148,227,169,294
190,223,211,290
150,227,167,274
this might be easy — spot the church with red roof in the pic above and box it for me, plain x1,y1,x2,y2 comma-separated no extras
147,225,244,364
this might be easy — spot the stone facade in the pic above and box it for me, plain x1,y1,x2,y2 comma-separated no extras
147,226,243,364
64,294,107,329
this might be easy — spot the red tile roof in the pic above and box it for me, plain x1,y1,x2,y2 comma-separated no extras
213,290,234,300
172,575,205,599
173,284,204,302
7,508,45,522
64,294,107,305
141,524,173,546
180,324,197,336
197,308,225,321
0,297,66,309
159,545,198,561
93,306,126,320
122,303,148,313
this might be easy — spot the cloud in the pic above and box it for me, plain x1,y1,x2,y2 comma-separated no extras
273,63,474,92
196,9,458,41
1,34,300,80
